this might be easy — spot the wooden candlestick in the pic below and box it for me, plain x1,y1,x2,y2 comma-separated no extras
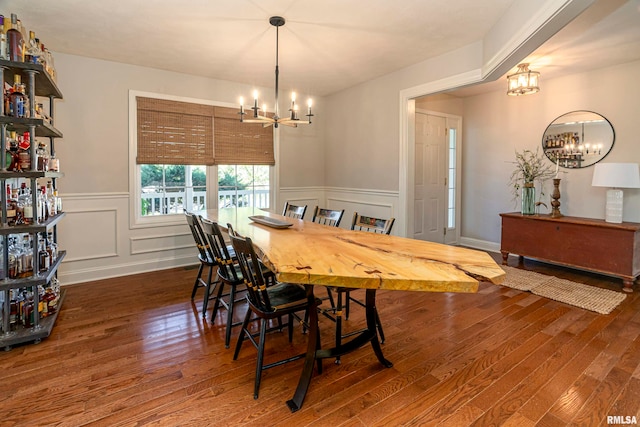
551,178,563,218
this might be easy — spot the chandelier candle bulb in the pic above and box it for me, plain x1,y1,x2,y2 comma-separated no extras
307,99,312,115
239,97,244,114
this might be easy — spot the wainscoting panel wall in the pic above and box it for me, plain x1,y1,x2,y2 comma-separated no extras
57,193,197,285
324,187,401,233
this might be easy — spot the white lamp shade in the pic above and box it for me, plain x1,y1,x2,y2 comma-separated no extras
592,163,640,188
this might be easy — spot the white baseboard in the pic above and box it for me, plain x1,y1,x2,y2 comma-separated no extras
459,236,501,254
59,254,197,286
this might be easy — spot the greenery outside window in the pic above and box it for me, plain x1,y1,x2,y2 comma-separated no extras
141,164,206,216
218,165,270,209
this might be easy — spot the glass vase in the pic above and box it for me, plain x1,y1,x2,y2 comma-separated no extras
521,183,535,215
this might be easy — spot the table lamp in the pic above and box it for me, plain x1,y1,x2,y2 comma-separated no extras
591,163,640,223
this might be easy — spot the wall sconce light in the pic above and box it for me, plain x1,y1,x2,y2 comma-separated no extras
507,63,540,96
591,163,640,223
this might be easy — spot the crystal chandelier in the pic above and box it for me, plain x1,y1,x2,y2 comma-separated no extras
239,16,313,128
506,63,540,96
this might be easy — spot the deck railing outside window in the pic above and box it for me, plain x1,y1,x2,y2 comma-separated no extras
141,188,269,215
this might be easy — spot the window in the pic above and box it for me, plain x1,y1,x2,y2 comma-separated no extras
140,165,206,216
218,165,270,209
129,91,275,227
447,128,456,229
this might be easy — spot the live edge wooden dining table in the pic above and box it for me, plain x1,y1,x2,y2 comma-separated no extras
196,207,505,412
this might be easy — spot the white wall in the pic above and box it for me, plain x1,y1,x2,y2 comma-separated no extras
460,60,640,246
52,53,325,284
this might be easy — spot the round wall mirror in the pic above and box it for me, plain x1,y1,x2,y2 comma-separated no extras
542,110,615,169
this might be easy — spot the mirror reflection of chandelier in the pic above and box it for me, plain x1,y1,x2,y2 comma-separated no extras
506,63,540,96
239,16,313,128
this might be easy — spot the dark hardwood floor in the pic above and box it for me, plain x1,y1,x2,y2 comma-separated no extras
1,253,639,426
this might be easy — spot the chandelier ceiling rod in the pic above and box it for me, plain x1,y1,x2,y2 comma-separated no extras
273,16,282,121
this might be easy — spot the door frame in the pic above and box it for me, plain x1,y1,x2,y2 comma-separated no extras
414,109,462,245
398,69,481,238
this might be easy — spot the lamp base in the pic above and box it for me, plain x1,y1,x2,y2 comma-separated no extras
605,188,624,223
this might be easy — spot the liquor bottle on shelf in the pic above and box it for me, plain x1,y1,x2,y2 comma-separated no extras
41,44,56,81
6,131,19,170
0,15,7,60
46,181,57,216
6,184,16,224
21,234,33,277
8,236,19,279
38,235,50,272
37,186,48,222
9,74,27,118
7,13,24,62
36,142,49,171
18,183,34,224
24,30,41,64
18,131,31,171
0,238,4,280
47,231,57,263
54,190,62,213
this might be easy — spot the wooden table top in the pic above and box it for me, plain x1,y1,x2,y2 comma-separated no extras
196,207,505,294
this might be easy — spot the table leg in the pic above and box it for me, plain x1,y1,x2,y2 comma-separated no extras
286,286,393,412
365,289,393,368
286,285,319,412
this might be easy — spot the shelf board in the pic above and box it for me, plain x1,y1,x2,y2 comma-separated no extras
0,251,66,291
0,116,63,138
0,171,64,180
0,290,65,350
0,212,66,235
0,59,63,99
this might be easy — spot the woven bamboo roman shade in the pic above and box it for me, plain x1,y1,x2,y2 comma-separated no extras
213,106,275,165
137,97,215,165
137,97,274,166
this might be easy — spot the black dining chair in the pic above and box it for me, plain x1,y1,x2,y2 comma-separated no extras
185,212,218,318
228,228,321,399
329,212,394,363
200,218,248,348
311,206,345,227
309,206,345,321
282,202,307,220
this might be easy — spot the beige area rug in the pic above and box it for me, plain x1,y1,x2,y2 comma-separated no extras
500,266,626,315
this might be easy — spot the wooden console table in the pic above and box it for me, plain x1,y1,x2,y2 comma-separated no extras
500,212,640,292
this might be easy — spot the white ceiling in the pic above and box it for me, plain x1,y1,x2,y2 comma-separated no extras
447,0,640,97
2,0,640,97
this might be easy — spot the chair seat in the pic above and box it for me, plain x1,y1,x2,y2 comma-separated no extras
198,252,215,266
266,283,308,311
218,262,272,284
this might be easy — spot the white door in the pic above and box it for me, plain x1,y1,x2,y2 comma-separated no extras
414,112,446,243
